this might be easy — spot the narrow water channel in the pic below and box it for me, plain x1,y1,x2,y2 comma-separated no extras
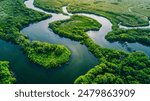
63,6,150,57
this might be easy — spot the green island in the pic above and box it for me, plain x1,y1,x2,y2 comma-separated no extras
49,12,150,84
0,61,16,84
49,15,101,41
26,41,71,69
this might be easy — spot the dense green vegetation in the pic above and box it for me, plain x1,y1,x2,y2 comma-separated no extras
0,0,49,51
0,0,71,70
26,41,71,69
106,28,150,45
49,14,150,84
0,61,16,84
75,52,150,84
49,15,101,41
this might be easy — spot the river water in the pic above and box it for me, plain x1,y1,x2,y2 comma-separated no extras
3,0,98,84
0,0,150,84
62,6,150,56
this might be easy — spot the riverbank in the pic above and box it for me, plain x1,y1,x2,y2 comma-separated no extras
0,0,72,83
49,15,101,41
0,0,71,70
21,0,99,83
47,2,150,83
49,10,150,84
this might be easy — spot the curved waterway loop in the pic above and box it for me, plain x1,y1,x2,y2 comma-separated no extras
62,6,150,57
17,0,99,83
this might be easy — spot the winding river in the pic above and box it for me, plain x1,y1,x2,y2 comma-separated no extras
62,6,150,56
0,0,150,83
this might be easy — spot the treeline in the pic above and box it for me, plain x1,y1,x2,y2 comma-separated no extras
106,28,150,45
0,61,16,84
26,41,71,69
78,37,150,84
75,52,150,84
49,14,150,84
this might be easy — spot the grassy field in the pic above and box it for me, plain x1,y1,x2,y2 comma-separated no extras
49,15,150,84
35,0,150,26
34,0,70,13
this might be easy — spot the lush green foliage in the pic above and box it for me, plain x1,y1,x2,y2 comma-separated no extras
75,52,150,84
0,0,50,43
49,15,101,41
106,28,150,45
26,41,71,69
0,0,71,69
0,61,16,84
49,14,150,84
0,0,50,30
